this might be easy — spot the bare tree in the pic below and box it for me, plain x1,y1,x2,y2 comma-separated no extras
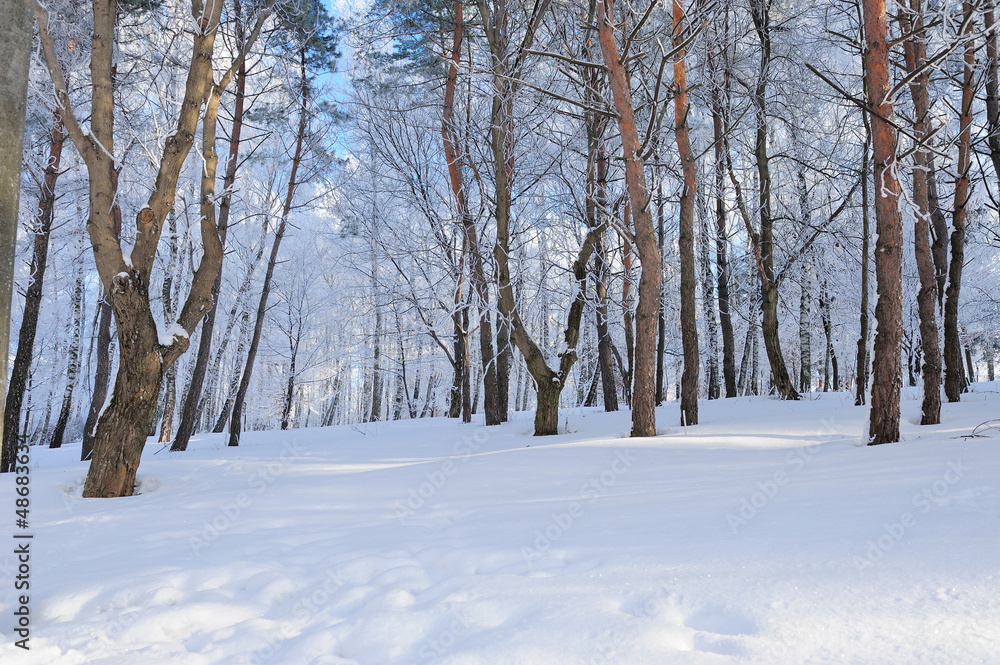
862,0,904,445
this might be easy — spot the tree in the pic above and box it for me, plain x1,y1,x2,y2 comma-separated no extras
0,0,33,473
897,0,941,424
33,0,274,495
3,109,67,462
944,0,976,402
673,0,699,425
228,0,338,446
862,0,904,445
596,0,662,437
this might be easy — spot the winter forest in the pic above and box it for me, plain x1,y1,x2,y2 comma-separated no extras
1,0,999,661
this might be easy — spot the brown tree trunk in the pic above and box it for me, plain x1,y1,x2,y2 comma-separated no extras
673,0,699,425
2,110,64,470
443,2,500,426
597,0,659,436
898,0,941,424
862,0,904,445
944,0,975,402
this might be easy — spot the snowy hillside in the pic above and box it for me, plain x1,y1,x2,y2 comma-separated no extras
3,388,999,665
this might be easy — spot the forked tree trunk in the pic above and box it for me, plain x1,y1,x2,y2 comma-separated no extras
443,1,499,426
862,0,904,445
596,0,660,436
944,0,975,402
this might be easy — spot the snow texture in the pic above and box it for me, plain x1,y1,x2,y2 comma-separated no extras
158,323,189,347
2,386,999,664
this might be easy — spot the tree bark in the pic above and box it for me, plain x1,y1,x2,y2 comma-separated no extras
856,118,872,406
944,0,975,403
862,0,904,445
750,0,798,401
673,0,699,425
596,0,661,436
898,0,941,424
710,46,737,398
0,0,32,472
3,110,65,467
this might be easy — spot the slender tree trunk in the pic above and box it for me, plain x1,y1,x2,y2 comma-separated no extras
229,47,309,447
622,237,635,406
944,0,975,402
699,191,720,400
213,311,250,433
750,1,798,400
711,51,737,398
172,2,248,451
50,272,84,448
862,0,905,445
898,0,942,424
591,134,618,412
280,328,300,430
799,263,812,393
3,110,65,467
856,117,872,406
443,1,500,426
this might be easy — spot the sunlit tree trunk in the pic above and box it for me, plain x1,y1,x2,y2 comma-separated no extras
862,0,904,445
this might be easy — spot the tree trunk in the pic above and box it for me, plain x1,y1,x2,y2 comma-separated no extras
750,2,798,401
710,49,737,398
172,2,248,451
0,0,32,472
944,0,975,402
856,117,872,406
229,47,309,446
699,195,720,401
799,264,812,393
50,272,84,448
862,0,905,445
898,0,942,424
597,0,661,436
2,110,64,469
82,288,113,461
443,1,500,426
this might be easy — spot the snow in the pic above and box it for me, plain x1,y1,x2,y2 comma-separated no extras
3,387,1000,664
158,323,190,347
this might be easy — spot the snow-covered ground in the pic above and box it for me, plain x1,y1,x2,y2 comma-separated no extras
3,387,999,664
